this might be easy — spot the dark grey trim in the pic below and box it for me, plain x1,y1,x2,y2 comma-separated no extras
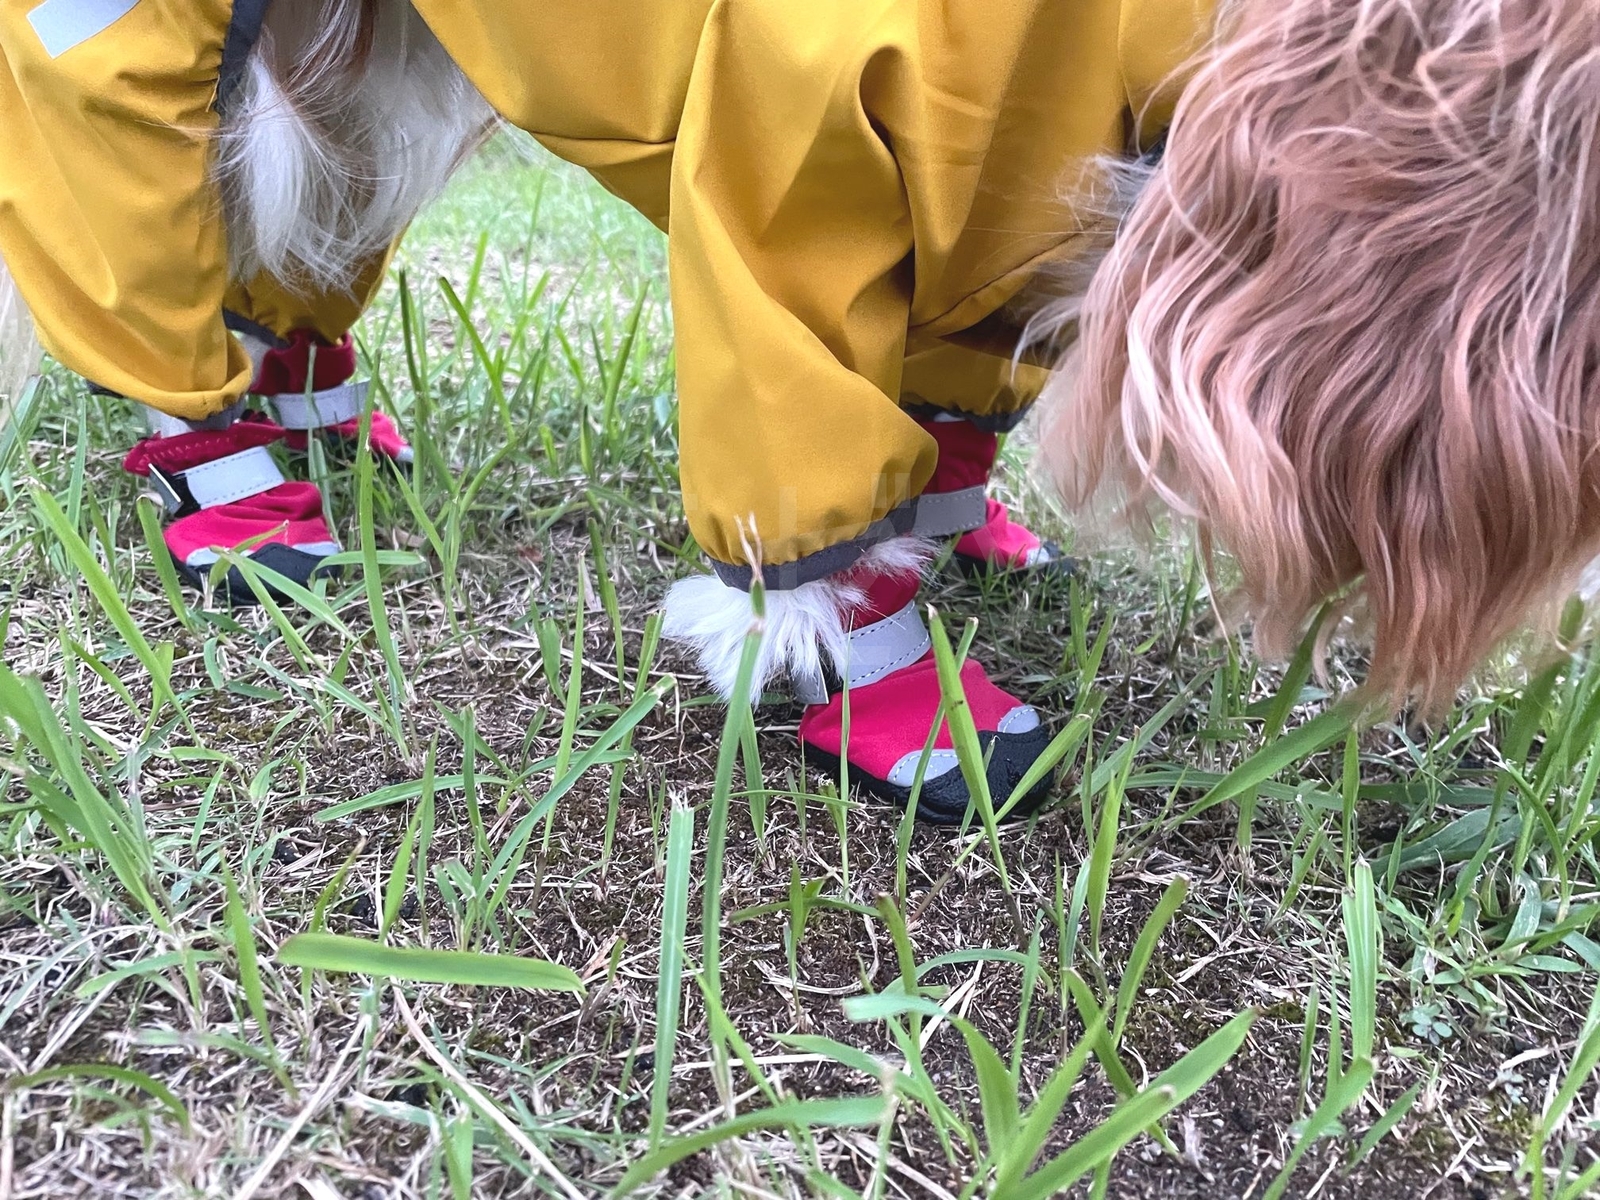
217,0,272,117
223,308,288,350
710,500,920,592
901,400,1035,434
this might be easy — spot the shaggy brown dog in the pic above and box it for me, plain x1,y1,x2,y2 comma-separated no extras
1042,0,1600,712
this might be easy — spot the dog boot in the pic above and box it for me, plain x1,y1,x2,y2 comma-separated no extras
794,554,1054,823
125,409,341,603
914,412,1071,577
662,538,1055,824
252,329,413,465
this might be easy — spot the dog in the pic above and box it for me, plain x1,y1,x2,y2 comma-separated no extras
1039,0,1600,714
2,0,1574,816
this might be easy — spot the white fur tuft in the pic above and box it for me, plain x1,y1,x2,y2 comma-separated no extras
216,0,495,293
662,537,935,702
0,255,41,412
858,534,937,583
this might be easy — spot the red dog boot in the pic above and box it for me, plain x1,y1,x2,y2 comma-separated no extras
125,411,341,603
251,330,413,464
914,412,1072,577
664,539,1055,825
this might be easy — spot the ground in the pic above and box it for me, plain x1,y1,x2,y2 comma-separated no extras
1,140,1599,1199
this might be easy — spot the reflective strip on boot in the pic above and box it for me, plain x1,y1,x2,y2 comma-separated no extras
792,600,934,706
885,705,1040,787
912,485,986,538
266,381,370,430
148,445,286,517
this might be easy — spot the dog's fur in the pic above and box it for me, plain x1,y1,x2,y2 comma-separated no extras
1040,0,1600,713
663,537,935,702
0,0,486,405
216,0,493,292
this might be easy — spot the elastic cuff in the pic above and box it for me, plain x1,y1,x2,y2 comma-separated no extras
710,499,921,591
707,483,997,590
222,309,288,351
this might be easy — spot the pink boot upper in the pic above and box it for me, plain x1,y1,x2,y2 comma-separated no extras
954,497,1049,569
124,421,339,582
916,415,1067,574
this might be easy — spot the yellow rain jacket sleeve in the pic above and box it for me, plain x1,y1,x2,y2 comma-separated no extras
0,0,255,418
416,0,1212,580
0,0,1212,576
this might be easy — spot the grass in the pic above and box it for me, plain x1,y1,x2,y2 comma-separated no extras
1,136,1599,1196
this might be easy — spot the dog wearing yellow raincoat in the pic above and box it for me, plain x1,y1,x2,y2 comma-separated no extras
8,0,1577,814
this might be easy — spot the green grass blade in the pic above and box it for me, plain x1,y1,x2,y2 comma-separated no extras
998,714,1091,822
29,484,179,714
615,1096,890,1195
998,1087,1177,1200
382,805,422,939
1086,751,1129,960
958,1019,1020,1152
650,798,695,1148
353,406,412,736
1113,877,1189,1043
1188,704,1355,817
927,607,1011,896
1349,1082,1421,1167
1264,1057,1375,1200
12,1064,191,1134
134,496,192,629
1001,1009,1255,1200
704,612,763,1014
75,950,219,1001
993,1016,1105,1193
0,665,170,930
1343,861,1380,1071
1525,978,1600,1193
223,866,292,1094
277,933,581,991
445,1110,475,1200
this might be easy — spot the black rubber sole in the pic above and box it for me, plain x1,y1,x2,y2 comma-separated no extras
174,543,338,607
808,725,1057,826
951,540,1077,582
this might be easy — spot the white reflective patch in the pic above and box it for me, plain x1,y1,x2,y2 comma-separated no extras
269,381,369,430
27,0,141,57
185,541,342,569
887,750,960,789
841,601,932,691
997,706,1042,735
179,445,286,510
912,486,987,538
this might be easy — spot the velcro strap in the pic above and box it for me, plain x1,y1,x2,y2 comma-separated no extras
842,601,933,689
149,446,285,516
792,601,932,705
913,485,987,538
267,381,369,430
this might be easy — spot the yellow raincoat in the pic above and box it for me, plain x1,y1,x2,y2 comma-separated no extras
0,0,1211,581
